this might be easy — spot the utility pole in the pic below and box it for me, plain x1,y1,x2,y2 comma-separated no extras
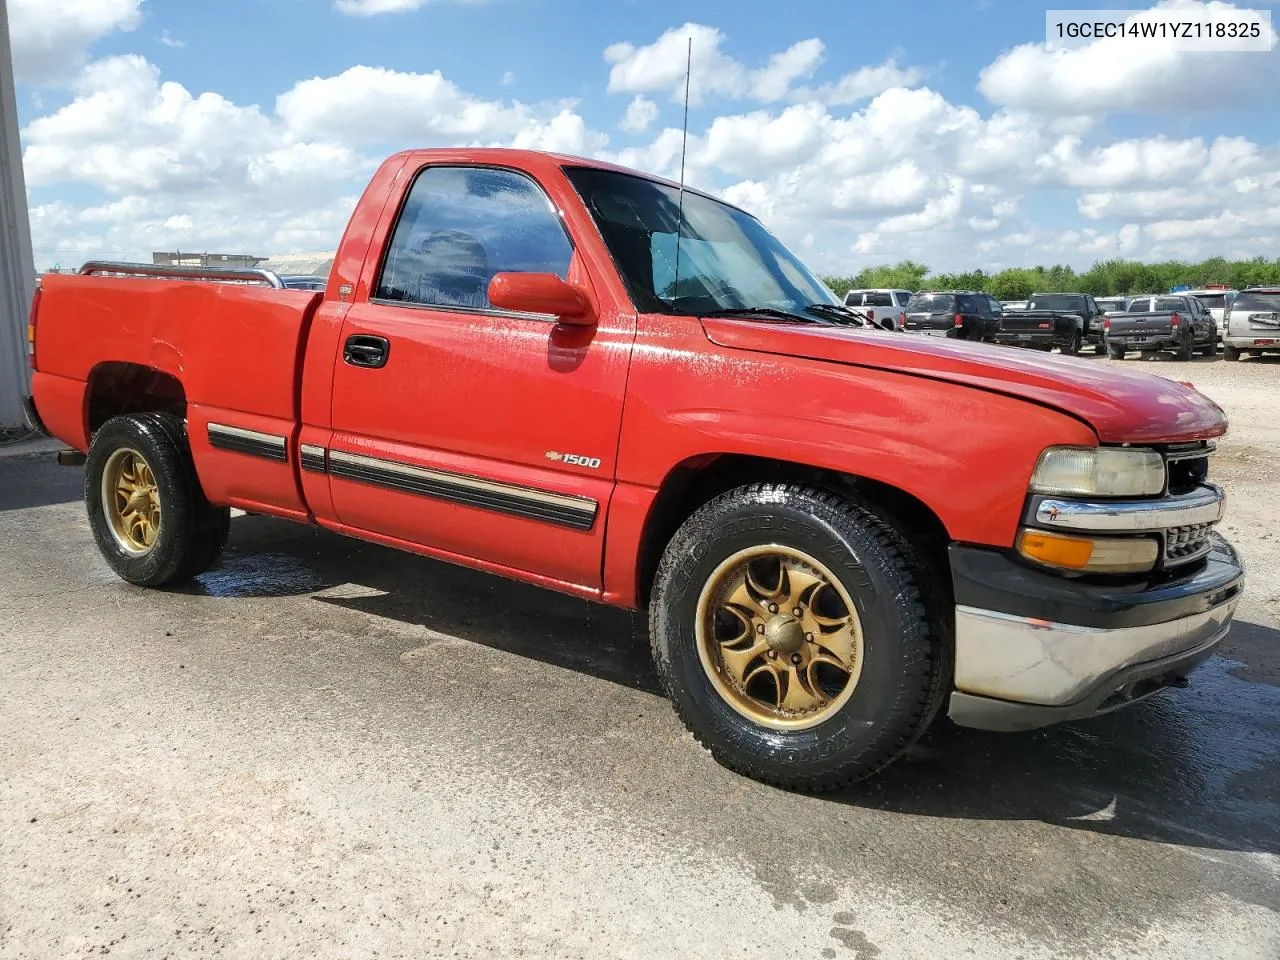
0,0,35,428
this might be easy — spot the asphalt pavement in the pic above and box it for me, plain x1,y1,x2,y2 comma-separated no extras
1,371,1278,959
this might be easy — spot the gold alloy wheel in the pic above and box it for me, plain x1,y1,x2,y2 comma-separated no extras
102,448,161,555
695,545,864,731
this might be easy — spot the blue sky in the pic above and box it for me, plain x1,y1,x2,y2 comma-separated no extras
10,0,1280,272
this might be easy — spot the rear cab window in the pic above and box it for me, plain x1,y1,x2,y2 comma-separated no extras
907,293,955,313
1026,294,1084,311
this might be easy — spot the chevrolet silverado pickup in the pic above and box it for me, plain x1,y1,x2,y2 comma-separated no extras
1105,294,1218,360
26,149,1243,790
992,292,1105,355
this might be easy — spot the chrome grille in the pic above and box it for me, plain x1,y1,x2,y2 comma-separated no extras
1165,522,1215,565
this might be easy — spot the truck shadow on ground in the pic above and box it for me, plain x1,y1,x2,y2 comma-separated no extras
188,514,1280,858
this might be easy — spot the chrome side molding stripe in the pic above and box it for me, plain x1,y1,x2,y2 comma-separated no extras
326,449,598,531
299,444,327,473
207,423,288,463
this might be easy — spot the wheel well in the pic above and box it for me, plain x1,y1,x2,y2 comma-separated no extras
634,454,952,607
86,363,187,437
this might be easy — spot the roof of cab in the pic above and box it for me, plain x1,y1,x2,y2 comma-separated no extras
382,147,752,217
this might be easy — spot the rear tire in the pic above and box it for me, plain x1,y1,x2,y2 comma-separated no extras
1224,345,1241,361
1108,342,1127,360
85,413,230,587
649,483,945,791
1061,329,1082,356
1176,331,1194,361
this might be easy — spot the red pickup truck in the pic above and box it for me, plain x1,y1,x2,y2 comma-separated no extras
26,149,1243,790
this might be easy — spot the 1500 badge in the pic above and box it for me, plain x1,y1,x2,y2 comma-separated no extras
546,451,603,469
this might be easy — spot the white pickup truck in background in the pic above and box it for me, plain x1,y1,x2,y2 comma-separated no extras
1184,288,1236,344
843,288,912,329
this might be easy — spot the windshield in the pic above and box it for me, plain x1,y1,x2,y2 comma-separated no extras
1027,294,1084,311
906,293,955,312
1195,294,1228,309
1235,291,1280,311
564,166,838,317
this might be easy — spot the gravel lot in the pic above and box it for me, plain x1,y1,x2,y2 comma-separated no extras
1,353,1278,959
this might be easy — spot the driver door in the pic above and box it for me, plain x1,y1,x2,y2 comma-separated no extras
325,164,635,589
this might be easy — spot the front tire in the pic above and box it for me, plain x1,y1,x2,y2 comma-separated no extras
649,484,945,791
85,413,230,587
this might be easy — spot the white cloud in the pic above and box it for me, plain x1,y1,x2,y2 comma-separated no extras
509,109,609,156
8,0,143,83
159,30,184,49
276,65,542,145
793,59,925,105
604,23,829,105
978,1,1280,115
22,55,371,264
334,0,481,15
620,96,659,133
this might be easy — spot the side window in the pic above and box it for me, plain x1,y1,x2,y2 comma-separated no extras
375,166,573,311
987,295,1002,314
1087,297,1098,314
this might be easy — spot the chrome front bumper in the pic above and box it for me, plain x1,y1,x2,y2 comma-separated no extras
946,535,1244,732
949,598,1237,731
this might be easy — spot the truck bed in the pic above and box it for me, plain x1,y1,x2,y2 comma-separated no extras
32,273,323,516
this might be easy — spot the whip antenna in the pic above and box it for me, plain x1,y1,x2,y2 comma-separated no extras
671,36,692,304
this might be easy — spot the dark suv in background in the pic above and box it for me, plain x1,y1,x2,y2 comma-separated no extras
903,291,1002,341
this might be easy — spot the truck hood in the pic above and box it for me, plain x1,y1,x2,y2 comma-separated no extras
701,319,1227,443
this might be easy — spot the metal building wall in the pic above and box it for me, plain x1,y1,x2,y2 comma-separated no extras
0,0,34,428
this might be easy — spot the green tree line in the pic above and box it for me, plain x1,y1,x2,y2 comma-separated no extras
822,257,1280,301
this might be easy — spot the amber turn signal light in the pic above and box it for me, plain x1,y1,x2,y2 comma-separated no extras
1017,528,1159,575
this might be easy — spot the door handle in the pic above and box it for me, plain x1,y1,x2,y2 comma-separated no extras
343,335,390,369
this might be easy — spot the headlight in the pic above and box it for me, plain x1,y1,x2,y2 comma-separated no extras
1030,446,1165,498
1017,529,1160,575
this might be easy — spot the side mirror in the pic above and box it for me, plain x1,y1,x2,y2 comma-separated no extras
488,272,595,326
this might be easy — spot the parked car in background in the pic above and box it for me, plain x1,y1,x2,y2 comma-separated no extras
992,292,1104,355
903,290,1001,340
1105,294,1218,360
1001,300,1028,312
1223,287,1280,360
843,289,911,329
1001,293,1105,355
1096,296,1128,315
1183,288,1236,346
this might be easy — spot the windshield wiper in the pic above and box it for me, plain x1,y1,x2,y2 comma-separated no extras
700,307,830,324
803,303,871,326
